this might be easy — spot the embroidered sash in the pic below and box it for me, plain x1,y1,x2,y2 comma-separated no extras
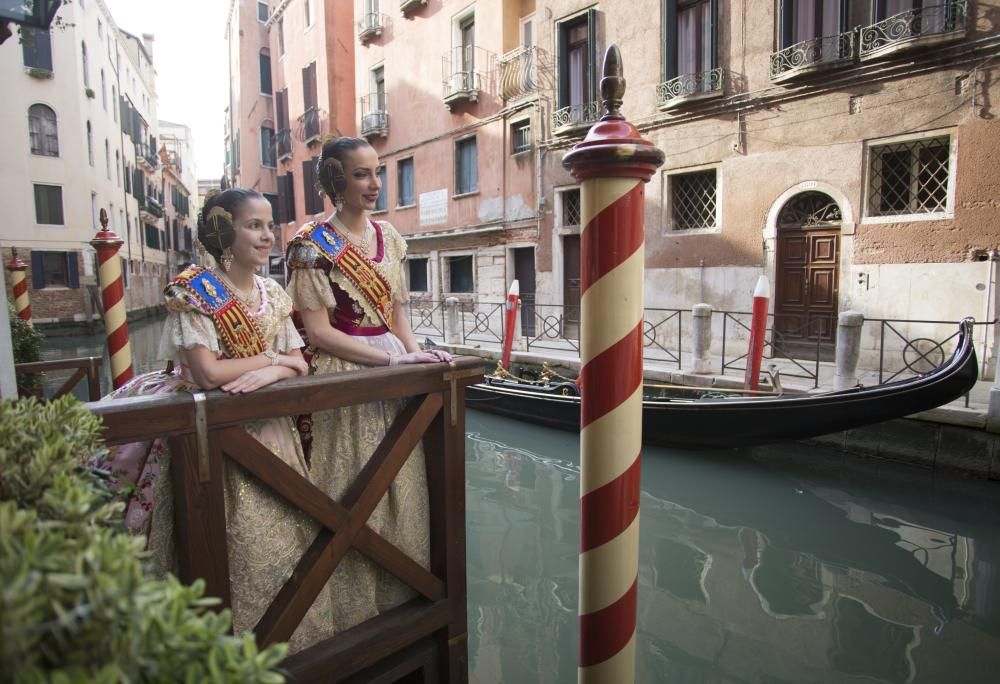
291,222,394,330
169,266,267,358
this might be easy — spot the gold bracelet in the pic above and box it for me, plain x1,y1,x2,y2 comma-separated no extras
387,351,400,367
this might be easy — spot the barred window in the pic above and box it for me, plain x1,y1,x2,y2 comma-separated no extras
669,169,717,230
868,136,951,217
561,188,581,227
511,120,531,154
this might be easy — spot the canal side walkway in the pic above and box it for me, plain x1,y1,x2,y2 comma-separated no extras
432,336,1000,481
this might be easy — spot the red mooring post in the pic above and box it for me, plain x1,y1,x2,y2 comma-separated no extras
6,249,31,325
501,279,520,369
90,209,133,389
744,275,770,391
562,45,665,683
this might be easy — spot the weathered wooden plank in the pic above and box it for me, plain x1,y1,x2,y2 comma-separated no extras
254,393,443,646
90,357,482,445
221,427,445,602
442,384,470,683
52,367,87,400
166,430,231,611
283,600,450,683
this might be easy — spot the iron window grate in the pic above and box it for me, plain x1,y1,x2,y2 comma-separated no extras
869,136,950,216
671,170,717,230
562,189,581,227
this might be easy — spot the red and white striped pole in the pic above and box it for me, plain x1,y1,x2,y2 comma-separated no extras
744,275,770,392
563,45,664,683
6,249,31,325
90,208,133,389
501,279,520,370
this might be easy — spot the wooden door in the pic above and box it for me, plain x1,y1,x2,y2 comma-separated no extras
563,235,581,339
513,247,536,337
774,192,842,344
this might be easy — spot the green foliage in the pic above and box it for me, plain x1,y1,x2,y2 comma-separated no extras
9,304,43,396
0,397,288,683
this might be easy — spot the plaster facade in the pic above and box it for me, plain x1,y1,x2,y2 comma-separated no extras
0,0,171,326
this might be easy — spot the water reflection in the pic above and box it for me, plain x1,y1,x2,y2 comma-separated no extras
466,411,1000,683
38,316,166,399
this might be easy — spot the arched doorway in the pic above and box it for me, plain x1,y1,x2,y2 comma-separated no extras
774,192,842,350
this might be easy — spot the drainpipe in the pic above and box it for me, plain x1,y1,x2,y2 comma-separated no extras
986,248,999,380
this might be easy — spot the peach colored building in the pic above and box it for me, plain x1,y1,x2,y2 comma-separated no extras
224,0,278,226
529,0,1000,369
265,0,357,261
352,0,543,317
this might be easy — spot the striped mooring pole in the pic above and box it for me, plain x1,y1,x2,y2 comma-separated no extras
90,208,133,389
563,45,665,683
6,249,31,325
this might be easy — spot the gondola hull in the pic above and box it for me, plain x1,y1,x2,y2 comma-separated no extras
465,321,979,449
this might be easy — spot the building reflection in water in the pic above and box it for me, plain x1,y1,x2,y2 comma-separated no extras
466,411,1000,684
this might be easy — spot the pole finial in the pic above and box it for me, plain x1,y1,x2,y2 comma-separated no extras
99,208,109,229
600,44,626,121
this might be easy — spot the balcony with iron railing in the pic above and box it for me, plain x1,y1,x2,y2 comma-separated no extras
499,45,543,102
859,1,967,59
276,127,291,161
551,100,601,137
656,67,726,109
140,196,164,223
442,45,491,109
770,30,855,82
360,93,389,138
135,142,159,173
400,0,426,15
357,12,385,44
298,107,322,145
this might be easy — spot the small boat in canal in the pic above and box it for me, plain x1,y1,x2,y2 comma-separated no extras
465,319,979,449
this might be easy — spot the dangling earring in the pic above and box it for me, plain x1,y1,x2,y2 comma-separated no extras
333,192,345,211
220,247,234,272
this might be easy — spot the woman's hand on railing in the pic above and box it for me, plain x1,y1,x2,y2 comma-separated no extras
221,365,299,394
393,349,452,365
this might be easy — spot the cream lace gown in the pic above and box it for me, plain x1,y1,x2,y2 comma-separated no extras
286,219,431,632
104,273,336,653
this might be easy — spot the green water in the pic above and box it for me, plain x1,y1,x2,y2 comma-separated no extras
465,410,1000,683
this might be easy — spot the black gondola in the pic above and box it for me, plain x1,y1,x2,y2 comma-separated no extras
465,319,979,449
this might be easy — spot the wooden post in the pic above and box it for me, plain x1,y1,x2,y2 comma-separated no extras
562,45,665,683
90,209,133,389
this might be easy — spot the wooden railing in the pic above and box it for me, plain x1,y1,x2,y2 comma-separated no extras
16,356,103,401
88,358,483,683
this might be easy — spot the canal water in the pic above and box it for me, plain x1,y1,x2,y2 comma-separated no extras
465,410,1000,684
40,319,1000,682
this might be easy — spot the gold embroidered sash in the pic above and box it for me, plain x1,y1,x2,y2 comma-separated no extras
169,266,267,358
290,222,394,330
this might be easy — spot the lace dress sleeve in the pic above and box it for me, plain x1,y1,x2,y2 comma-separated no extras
287,268,336,312
263,279,305,352
157,285,221,360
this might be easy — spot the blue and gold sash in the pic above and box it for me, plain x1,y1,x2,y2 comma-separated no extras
169,266,267,359
290,222,394,330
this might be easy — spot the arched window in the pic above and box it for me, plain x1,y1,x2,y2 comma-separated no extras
81,41,90,87
100,69,107,109
105,139,111,179
28,104,59,157
86,121,94,166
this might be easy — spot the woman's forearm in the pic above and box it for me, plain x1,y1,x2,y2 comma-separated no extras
181,347,274,389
